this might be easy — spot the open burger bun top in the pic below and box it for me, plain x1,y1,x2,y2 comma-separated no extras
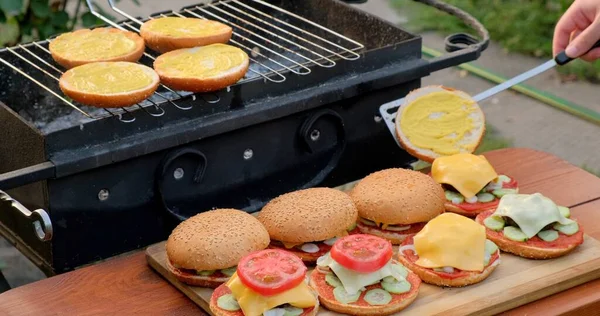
166,208,270,271
349,168,445,225
257,187,358,243
395,85,486,163
140,17,232,53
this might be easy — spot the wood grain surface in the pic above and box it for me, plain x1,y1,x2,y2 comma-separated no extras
0,148,599,316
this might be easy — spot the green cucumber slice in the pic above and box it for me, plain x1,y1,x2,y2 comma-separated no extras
283,306,303,316
497,175,511,183
503,226,528,242
359,218,377,227
477,192,495,203
217,294,240,311
492,188,518,198
197,270,215,276
445,190,464,203
537,230,559,242
347,221,357,231
325,273,343,288
364,289,392,305
485,239,499,255
381,279,411,294
391,263,409,279
553,222,579,235
484,216,505,231
220,266,237,277
558,206,571,218
333,287,360,304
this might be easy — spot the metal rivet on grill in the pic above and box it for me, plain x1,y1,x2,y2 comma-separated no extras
310,129,320,141
243,149,254,160
374,115,382,123
251,47,260,58
173,168,184,180
98,189,110,201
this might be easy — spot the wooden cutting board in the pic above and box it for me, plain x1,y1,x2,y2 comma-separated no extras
146,234,600,316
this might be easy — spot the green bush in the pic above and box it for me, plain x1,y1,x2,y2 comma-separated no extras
392,0,600,82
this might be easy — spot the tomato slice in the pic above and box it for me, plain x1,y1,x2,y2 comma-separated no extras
236,249,307,296
502,177,518,189
330,234,393,273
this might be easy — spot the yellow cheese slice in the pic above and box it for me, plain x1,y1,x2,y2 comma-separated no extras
226,272,316,316
432,153,498,199
492,193,574,238
280,241,303,249
413,213,486,271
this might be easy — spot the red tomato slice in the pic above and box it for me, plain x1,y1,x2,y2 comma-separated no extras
502,177,518,189
330,234,393,273
236,249,307,296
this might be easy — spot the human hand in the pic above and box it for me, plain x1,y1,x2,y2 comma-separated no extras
553,0,600,61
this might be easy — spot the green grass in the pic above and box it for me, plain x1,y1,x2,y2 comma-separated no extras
582,164,600,177
475,124,513,154
392,0,600,83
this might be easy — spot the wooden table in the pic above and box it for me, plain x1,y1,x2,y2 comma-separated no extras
0,148,599,316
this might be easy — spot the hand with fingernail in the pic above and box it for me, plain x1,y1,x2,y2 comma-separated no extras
553,0,600,62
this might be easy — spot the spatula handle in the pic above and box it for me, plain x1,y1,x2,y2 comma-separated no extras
555,39,600,65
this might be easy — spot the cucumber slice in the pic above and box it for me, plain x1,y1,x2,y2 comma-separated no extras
283,306,303,316
492,188,518,198
485,239,499,255
325,273,343,288
381,279,411,294
553,222,579,235
497,175,511,183
220,266,237,277
347,222,357,231
445,190,464,203
333,287,360,304
477,192,495,203
359,218,377,227
558,206,571,218
391,263,409,279
364,289,392,305
217,294,240,311
537,230,559,241
503,226,528,242
484,216,505,231
197,270,215,276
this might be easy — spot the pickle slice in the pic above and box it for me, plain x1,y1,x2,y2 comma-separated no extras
558,206,571,218
220,266,237,277
381,279,411,294
553,222,579,235
537,230,559,242
364,289,392,305
197,270,215,276
504,226,528,242
217,294,240,311
484,216,505,231
325,273,343,288
333,287,360,304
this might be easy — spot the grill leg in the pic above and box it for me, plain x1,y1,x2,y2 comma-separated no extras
0,270,11,293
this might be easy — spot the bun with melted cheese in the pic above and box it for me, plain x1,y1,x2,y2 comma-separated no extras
395,85,486,163
140,17,232,53
49,27,145,69
153,44,249,93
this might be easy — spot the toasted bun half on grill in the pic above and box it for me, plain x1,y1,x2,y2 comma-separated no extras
395,85,486,163
153,44,249,93
59,61,160,108
49,27,145,69
348,168,445,244
257,187,358,263
166,208,270,287
140,17,232,53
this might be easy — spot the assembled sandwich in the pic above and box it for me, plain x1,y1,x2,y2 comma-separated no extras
257,187,358,263
476,193,584,259
166,208,270,288
311,234,421,315
209,249,320,316
397,213,501,287
431,153,519,217
349,168,446,244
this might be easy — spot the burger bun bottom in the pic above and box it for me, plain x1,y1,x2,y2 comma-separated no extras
166,260,229,288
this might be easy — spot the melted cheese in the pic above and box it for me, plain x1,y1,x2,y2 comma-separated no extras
50,28,136,60
156,44,247,79
414,213,486,271
144,17,228,37
226,272,316,316
492,193,574,238
64,62,154,94
432,153,498,198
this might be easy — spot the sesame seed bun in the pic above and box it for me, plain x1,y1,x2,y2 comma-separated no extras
349,168,445,225
166,208,270,272
257,188,358,244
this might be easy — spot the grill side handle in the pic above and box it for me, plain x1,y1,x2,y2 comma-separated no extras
0,190,53,241
413,0,490,73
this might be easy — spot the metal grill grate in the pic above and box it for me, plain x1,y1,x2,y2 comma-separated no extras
0,0,364,123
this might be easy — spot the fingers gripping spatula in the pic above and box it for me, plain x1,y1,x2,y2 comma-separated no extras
379,40,600,146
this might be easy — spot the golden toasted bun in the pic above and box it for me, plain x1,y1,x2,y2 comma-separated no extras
395,85,486,163
444,201,498,217
58,62,159,108
257,187,358,243
166,208,270,271
140,17,232,53
309,264,421,315
49,28,145,69
209,283,319,316
475,211,584,259
154,44,249,93
165,260,229,288
397,252,499,287
349,168,445,225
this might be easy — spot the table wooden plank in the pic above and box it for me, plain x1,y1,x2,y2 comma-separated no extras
0,148,597,315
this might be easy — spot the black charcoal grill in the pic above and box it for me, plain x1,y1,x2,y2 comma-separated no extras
0,0,488,275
